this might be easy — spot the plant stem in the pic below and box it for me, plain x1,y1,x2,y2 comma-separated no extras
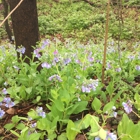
101,0,110,84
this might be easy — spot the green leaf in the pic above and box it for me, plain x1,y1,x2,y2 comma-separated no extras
25,87,32,94
4,123,15,130
12,115,21,124
103,101,114,113
66,120,78,140
36,96,41,102
10,130,20,137
57,133,67,140
91,97,102,111
29,133,41,140
72,101,88,114
106,81,114,95
16,123,26,130
98,128,107,139
54,99,64,112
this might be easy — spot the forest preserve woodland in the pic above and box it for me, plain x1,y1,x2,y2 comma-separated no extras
0,0,140,140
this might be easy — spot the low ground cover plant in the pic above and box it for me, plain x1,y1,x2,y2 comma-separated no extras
0,39,140,140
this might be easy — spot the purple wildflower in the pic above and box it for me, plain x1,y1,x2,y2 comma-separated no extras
41,62,51,69
33,48,41,58
75,59,81,64
48,74,62,82
54,50,58,55
106,132,117,140
122,100,132,114
2,88,8,95
3,97,15,108
81,79,98,93
41,39,49,49
63,58,71,65
95,137,101,140
13,65,20,71
135,65,140,71
116,67,121,72
17,47,26,54
30,122,37,128
106,62,112,70
36,107,46,118
128,55,135,61
0,108,5,118
82,85,91,93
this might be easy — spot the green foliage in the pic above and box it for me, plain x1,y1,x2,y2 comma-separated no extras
118,114,140,140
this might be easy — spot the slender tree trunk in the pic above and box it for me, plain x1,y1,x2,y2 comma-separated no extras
2,0,13,42
8,0,39,64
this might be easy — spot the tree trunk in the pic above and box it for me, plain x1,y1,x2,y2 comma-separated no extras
2,0,13,43
8,0,39,64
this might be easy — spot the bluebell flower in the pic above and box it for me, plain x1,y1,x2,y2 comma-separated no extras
106,62,112,70
13,65,20,71
63,58,71,65
2,88,8,95
116,67,121,72
94,137,101,140
82,85,91,93
30,122,37,128
41,39,49,49
128,55,135,61
3,97,15,108
135,65,140,71
33,48,41,58
36,107,46,118
81,79,98,93
48,74,62,82
53,50,58,55
106,132,117,140
0,108,5,118
17,47,26,54
122,100,132,114
41,62,51,69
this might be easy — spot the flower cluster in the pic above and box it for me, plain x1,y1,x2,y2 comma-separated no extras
2,97,15,108
48,74,62,82
122,100,132,114
36,107,46,118
81,79,98,93
2,88,8,95
16,47,26,54
41,62,51,69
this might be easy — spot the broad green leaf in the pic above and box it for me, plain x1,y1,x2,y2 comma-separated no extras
4,123,15,130
103,101,114,113
54,99,64,112
16,123,26,130
29,133,41,140
25,87,32,94
66,120,78,140
12,115,21,124
57,133,67,140
91,97,102,111
98,128,107,139
72,101,88,114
